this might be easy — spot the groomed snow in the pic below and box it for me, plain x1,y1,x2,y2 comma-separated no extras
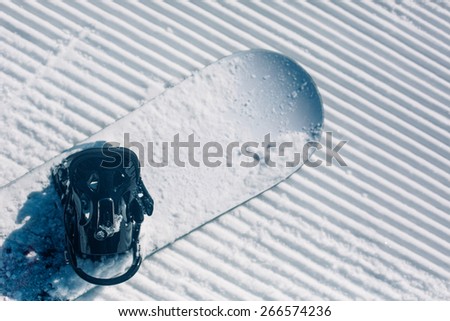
1,1,449,300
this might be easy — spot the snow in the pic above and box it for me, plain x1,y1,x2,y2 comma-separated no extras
1,1,449,301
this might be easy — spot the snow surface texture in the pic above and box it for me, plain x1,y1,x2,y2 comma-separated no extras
0,1,449,300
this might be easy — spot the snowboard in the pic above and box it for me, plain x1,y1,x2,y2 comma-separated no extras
0,49,323,300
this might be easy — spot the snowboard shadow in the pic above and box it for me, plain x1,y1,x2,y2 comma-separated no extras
1,181,66,300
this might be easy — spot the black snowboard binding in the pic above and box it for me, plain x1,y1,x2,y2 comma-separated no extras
52,146,153,285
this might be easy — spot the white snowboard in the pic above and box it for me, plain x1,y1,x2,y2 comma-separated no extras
0,49,323,300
